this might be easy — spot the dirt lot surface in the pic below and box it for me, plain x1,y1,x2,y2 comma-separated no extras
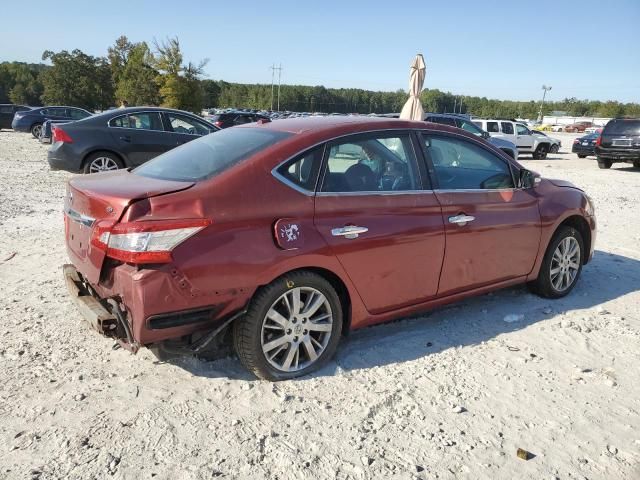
1,130,639,480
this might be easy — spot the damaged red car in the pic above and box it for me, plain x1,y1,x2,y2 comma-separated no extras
63,116,596,380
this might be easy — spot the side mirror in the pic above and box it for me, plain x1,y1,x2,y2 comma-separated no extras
481,131,490,139
519,169,540,189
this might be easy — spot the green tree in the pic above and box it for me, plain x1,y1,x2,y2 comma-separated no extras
153,37,207,112
40,49,114,109
0,62,45,105
115,42,160,106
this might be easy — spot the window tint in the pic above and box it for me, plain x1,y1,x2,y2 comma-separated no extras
277,147,323,191
0,106,12,114
486,121,499,133
135,127,291,182
321,135,419,192
233,115,253,125
426,116,456,127
501,122,514,134
109,112,163,131
516,124,530,135
166,113,211,136
422,135,514,190
604,119,640,135
459,119,483,135
68,109,90,120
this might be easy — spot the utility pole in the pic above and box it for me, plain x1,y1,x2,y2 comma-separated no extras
270,64,276,111
538,85,552,122
277,63,283,111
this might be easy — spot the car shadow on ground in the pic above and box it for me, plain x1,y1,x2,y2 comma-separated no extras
171,250,640,381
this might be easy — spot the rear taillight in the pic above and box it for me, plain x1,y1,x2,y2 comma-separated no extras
214,121,223,127
53,127,73,143
595,135,602,147
573,139,579,144
91,219,210,264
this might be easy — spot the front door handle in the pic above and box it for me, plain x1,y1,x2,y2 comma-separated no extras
448,214,475,226
331,225,368,239
119,135,131,142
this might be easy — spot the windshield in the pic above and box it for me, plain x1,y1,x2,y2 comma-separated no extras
134,127,292,182
604,119,640,135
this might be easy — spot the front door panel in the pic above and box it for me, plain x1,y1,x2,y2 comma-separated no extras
435,189,540,295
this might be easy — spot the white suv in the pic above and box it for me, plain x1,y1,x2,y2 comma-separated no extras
473,119,552,159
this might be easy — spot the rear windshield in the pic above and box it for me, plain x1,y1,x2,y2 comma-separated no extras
604,119,640,135
134,127,291,182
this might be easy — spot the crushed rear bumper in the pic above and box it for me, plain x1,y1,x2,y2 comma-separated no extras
63,264,119,335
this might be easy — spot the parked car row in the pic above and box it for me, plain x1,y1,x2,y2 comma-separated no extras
12,106,92,138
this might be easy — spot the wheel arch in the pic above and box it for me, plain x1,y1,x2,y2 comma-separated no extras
82,149,127,169
556,215,592,265
258,266,353,335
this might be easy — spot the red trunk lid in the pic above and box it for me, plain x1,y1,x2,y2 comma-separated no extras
65,170,194,284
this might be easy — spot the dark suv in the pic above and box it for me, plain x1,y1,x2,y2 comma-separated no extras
595,118,640,169
207,111,271,129
0,104,32,130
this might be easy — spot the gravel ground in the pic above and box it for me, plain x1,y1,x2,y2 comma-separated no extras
0,130,639,480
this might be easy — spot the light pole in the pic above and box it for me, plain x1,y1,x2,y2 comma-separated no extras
538,85,552,122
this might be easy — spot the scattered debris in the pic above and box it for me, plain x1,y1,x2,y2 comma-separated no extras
516,448,534,460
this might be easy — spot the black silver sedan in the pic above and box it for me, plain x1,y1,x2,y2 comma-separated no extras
572,133,599,158
48,107,218,174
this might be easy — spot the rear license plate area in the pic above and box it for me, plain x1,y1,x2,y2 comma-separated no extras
612,139,631,146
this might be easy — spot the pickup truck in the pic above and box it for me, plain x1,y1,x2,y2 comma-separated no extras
473,119,552,159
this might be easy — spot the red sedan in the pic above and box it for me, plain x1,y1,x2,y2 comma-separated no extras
63,117,596,380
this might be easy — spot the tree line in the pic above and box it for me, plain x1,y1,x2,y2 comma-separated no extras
1,36,639,119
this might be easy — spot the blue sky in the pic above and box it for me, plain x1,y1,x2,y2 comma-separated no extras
2,0,639,102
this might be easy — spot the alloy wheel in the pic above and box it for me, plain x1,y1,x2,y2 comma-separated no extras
89,156,119,173
32,125,42,138
260,287,333,373
550,237,581,292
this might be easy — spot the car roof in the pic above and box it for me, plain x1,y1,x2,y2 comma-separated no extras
239,115,469,139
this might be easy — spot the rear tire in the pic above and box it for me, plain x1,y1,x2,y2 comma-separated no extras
529,226,584,299
577,154,586,159
633,160,640,169
532,144,548,160
550,144,559,154
83,151,124,174
30,123,43,139
233,271,343,381
597,159,612,169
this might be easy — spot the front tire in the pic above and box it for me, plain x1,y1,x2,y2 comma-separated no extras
30,123,43,139
597,159,612,169
577,154,586,159
529,226,584,299
550,144,559,154
83,151,124,174
633,160,640,169
233,271,343,381
532,144,548,160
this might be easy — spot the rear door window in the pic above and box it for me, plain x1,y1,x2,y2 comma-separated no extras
486,121,499,133
134,127,291,182
68,108,90,120
501,122,514,134
320,134,420,192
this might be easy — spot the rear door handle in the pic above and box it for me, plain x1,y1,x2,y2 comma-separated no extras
119,135,131,142
331,225,368,239
448,214,475,226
